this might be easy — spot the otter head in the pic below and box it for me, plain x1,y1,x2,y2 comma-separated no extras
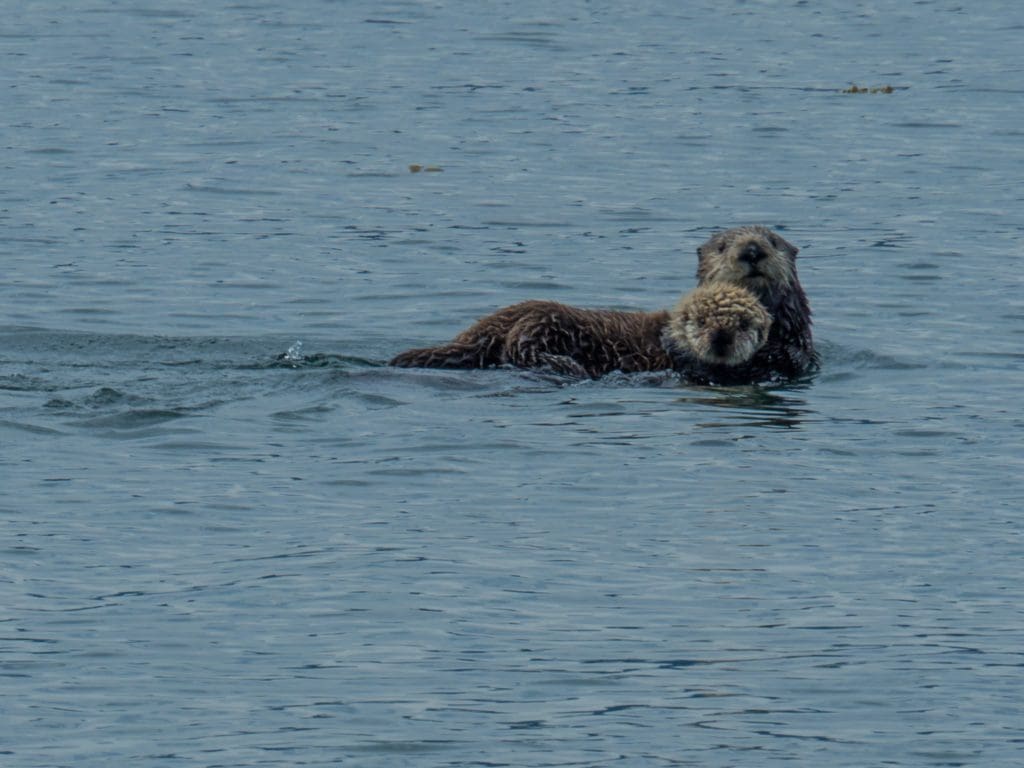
696,225,798,304
667,284,772,367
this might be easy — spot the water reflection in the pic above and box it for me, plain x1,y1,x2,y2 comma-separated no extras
677,385,815,430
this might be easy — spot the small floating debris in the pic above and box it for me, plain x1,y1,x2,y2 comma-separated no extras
408,164,444,173
842,84,895,94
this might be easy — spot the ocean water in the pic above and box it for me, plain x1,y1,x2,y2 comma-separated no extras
2,1,1023,766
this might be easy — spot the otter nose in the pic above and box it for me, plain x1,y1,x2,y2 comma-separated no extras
738,242,767,264
711,329,733,356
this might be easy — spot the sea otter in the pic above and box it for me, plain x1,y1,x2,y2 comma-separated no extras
390,283,771,382
695,225,817,379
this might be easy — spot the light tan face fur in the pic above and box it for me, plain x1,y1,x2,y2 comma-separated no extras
696,225,798,297
668,284,772,366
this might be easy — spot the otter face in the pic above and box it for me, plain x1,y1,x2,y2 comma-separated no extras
696,225,798,299
684,313,767,366
669,284,773,367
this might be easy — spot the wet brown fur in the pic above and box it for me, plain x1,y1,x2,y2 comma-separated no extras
696,225,817,379
390,284,771,381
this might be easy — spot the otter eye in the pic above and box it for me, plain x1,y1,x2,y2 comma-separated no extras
717,242,726,254
739,319,750,331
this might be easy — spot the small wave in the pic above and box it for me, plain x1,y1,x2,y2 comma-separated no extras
82,386,147,407
817,341,926,371
0,374,61,393
263,351,382,370
271,404,334,421
75,409,189,430
0,418,64,436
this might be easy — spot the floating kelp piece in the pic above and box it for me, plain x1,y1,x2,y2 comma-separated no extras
842,84,895,94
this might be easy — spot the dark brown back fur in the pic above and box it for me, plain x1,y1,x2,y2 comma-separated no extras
390,301,672,378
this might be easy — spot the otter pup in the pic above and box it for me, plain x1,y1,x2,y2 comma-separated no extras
696,225,817,379
390,283,771,382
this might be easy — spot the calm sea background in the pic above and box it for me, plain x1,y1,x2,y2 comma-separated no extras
2,1,1023,766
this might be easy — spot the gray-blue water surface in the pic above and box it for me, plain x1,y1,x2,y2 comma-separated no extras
2,1,1023,765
